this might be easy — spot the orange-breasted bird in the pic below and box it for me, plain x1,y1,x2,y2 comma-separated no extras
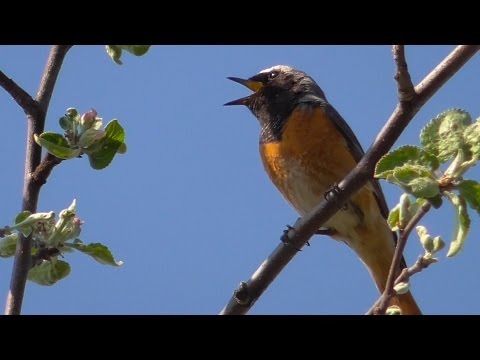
225,65,421,315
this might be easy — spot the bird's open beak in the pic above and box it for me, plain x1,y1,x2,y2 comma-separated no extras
224,77,263,106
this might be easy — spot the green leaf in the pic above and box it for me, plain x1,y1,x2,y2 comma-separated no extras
407,197,427,217
46,199,80,247
458,180,480,215
78,128,105,148
375,145,439,179
15,211,31,225
420,109,472,163
28,259,71,286
387,204,400,231
34,132,81,160
0,233,18,258
66,239,123,266
11,211,55,237
106,45,151,65
390,165,440,198
105,119,125,142
428,194,443,209
445,192,471,257
408,177,440,199
118,45,151,56
117,142,127,154
59,115,73,130
464,120,480,159
105,45,123,64
87,120,125,170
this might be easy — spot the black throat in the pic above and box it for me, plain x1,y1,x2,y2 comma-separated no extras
248,89,298,144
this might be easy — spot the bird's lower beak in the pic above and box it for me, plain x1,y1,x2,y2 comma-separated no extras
224,77,263,106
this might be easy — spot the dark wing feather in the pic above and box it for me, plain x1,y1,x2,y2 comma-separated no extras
321,102,406,268
323,103,390,219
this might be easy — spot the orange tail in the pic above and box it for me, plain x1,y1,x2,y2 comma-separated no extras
359,244,422,314
345,208,422,314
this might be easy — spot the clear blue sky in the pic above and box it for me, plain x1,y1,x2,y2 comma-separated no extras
1,45,479,314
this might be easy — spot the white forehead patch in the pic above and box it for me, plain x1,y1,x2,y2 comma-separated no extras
259,65,293,74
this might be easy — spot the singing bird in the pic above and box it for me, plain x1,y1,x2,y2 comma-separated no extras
225,65,421,314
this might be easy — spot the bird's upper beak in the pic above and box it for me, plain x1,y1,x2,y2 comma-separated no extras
224,77,263,106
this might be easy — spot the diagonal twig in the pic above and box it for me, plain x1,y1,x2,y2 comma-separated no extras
0,71,40,117
220,45,480,315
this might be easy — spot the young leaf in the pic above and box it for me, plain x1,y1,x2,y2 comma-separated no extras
118,45,151,56
87,120,125,170
117,142,127,154
15,211,31,225
46,199,79,247
433,236,445,253
464,120,480,158
398,193,412,229
445,192,471,257
11,211,55,237
59,115,73,131
78,128,105,148
0,233,18,258
458,180,480,215
416,225,434,253
106,45,151,65
28,259,71,286
391,165,440,198
66,239,123,266
387,204,400,231
375,145,439,179
420,109,472,163
34,132,81,159
105,45,123,64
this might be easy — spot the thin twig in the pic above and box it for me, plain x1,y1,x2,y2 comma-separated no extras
0,71,40,117
393,45,416,102
366,202,432,315
395,255,435,286
5,45,72,315
220,45,479,315
31,153,63,187
36,45,73,112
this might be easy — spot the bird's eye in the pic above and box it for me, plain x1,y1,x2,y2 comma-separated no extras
268,71,279,80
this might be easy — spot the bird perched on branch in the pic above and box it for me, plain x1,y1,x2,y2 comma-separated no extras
225,65,421,315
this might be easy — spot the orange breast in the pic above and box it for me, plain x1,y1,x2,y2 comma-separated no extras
260,105,357,216
260,104,402,296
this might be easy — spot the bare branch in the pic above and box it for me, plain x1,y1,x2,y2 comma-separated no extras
366,202,432,315
36,45,73,112
31,153,63,187
0,70,40,117
220,45,480,315
396,255,435,286
5,45,72,315
393,45,416,102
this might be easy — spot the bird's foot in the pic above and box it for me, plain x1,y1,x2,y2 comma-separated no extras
281,224,303,251
324,183,348,210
